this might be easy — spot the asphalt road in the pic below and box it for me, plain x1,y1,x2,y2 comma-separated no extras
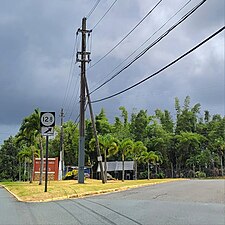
0,179,224,225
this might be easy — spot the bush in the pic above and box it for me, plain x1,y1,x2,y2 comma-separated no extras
187,170,195,178
63,170,78,180
195,171,206,178
156,172,165,179
139,171,148,179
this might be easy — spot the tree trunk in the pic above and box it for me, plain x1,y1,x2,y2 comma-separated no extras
220,156,224,177
39,137,44,185
171,162,174,178
104,150,107,183
134,159,138,180
122,154,125,182
28,162,30,182
24,161,27,181
30,151,34,183
19,160,21,182
147,162,150,180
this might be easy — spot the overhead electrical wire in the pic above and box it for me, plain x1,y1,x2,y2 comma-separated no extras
67,77,80,120
90,0,192,93
86,0,102,19
88,0,163,69
61,32,79,112
68,84,80,120
91,26,225,103
90,0,206,94
91,0,118,30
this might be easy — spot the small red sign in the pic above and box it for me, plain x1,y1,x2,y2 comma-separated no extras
33,157,59,181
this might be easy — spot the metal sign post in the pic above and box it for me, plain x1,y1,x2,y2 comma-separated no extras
40,112,55,192
44,135,49,192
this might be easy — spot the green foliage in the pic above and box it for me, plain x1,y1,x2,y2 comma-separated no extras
139,171,148,179
195,171,206,178
95,108,112,135
130,110,149,142
175,96,200,134
1,97,225,181
64,169,78,180
0,136,19,181
156,172,165,179
62,121,79,166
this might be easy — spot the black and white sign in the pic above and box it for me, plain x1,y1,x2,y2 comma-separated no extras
41,127,54,136
40,112,55,127
40,112,55,136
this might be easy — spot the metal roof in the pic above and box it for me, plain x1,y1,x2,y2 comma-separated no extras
97,161,134,172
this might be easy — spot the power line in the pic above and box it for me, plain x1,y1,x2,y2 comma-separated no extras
90,0,206,94
62,32,79,111
67,82,80,120
88,0,163,69
91,26,225,103
91,0,118,30
90,0,192,93
86,0,101,19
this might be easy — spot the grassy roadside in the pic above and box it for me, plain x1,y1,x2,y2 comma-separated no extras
0,178,182,202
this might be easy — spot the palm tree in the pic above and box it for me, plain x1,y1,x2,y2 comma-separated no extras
90,134,119,182
99,134,119,182
215,137,225,176
119,139,133,182
17,108,43,183
131,141,147,180
18,146,32,181
140,151,159,180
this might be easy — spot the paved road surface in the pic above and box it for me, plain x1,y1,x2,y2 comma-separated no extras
0,179,224,225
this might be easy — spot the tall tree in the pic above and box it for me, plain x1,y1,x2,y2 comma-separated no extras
175,96,201,134
140,151,160,179
95,108,112,135
0,136,19,181
175,132,205,176
131,141,147,179
130,110,149,142
155,109,174,133
214,137,225,176
119,139,134,182
17,108,42,183
89,134,119,182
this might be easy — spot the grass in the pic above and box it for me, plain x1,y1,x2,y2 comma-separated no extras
1,178,182,202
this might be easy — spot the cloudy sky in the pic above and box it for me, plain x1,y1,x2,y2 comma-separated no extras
0,0,224,143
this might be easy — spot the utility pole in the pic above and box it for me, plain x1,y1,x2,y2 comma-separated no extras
77,17,105,183
77,17,90,184
58,108,64,180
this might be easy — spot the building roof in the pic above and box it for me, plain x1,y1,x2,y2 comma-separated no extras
97,161,134,172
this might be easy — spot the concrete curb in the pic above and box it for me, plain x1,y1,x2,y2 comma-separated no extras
1,179,186,203
0,184,23,202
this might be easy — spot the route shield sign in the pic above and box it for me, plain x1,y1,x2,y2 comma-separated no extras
40,112,55,136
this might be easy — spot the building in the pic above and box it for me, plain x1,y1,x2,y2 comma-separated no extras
97,161,134,180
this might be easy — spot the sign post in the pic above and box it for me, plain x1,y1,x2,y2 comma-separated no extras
45,135,49,192
40,112,55,192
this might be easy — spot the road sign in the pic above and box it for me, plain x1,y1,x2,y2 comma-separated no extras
40,112,55,127
41,127,54,136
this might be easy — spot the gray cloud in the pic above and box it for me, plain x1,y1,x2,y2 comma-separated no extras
0,0,224,143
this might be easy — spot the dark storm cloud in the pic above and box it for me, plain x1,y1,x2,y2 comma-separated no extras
0,0,224,143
